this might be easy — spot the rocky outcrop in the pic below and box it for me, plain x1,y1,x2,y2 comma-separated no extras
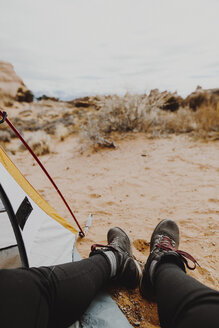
16,87,33,103
147,89,183,112
36,94,59,102
184,86,219,111
68,96,99,109
0,61,33,104
147,87,219,112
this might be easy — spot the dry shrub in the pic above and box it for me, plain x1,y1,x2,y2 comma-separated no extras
157,102,219,136
55,124,70,141
91,93,161,133
194,104,219,132
0,130,11,142
4,100,13,107
83,93,171,141
43,116,74,135
83,93,219,144
0,93,14,107
158,108,197,134
13,117,42,132
81,118,116,150
97,94,144,132
20,131,51,156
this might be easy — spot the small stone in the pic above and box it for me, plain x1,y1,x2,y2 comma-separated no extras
134,321,140,326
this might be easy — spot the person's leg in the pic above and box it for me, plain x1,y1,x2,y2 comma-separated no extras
0,227,141,328
0,254,110,328
140,219,219,328
45,227,141,327
155,260,219,328
32,254,111,328
0,267,49,328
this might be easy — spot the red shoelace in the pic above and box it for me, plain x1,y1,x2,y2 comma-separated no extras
156,235,200,270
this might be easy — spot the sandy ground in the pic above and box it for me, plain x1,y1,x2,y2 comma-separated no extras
8,132,219,327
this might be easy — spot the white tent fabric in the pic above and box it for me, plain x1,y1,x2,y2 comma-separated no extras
0,210,17,249
0,209,21,268
0,157,77,267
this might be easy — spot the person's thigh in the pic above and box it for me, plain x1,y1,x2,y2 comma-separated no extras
176,302,219,328
0,268,49,328
0,255,110,328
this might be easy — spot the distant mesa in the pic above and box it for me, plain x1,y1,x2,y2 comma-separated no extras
0,60,33,105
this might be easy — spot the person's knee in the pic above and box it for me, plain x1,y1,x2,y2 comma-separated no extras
0,267,46,300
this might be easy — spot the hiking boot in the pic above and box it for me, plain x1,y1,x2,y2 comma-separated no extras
90,227,142,289
140,219,199,301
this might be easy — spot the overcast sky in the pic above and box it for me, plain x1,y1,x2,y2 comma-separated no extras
0,0,219,99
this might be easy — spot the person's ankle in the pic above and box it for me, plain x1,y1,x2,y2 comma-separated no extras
90,227,142,289
140,219,199,301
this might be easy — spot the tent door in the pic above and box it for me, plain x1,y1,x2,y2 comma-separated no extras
0,184,29,269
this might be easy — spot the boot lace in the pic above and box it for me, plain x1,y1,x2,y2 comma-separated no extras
91,243,119,253
156,235,200,270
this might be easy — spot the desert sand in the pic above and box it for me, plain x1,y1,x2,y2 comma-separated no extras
6,131,218,327
0,61,218,327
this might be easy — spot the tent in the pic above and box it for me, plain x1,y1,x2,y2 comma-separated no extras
0,145,78,268
0,145,131,327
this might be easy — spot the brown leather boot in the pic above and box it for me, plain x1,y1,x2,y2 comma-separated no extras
140,219,199,301
90,227,142,289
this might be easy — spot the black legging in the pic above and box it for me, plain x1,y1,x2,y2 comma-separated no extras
154,261,219,328
0,255,110,328
0,255,218,328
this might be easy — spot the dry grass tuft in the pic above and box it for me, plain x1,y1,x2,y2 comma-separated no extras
0,130,11,142
159,108,197,134
81,118,116,150
194,103,219,132
20,131,52,156
55,124,70,141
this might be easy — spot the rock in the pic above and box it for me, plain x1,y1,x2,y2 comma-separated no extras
184,86,219,111
36,94,59,102
133,321,140,326
148,89,183,112
0,61,33,104
73,100,90,108
68,96,98,109
162,95,182,111
16,87,34,103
